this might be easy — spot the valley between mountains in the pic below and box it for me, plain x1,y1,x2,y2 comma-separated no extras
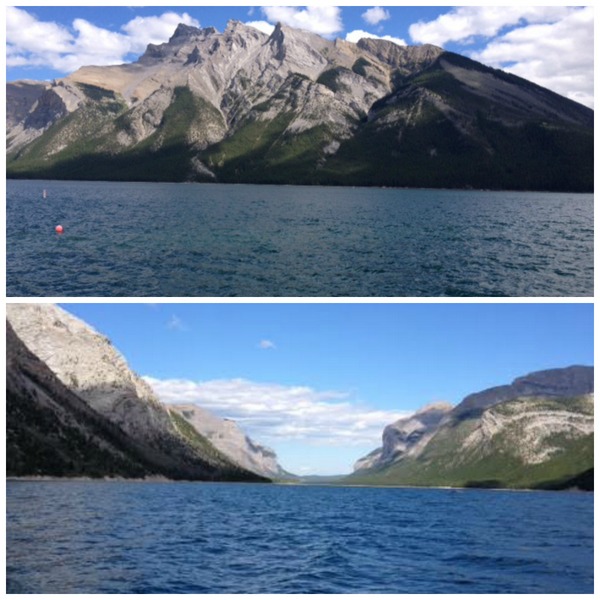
6,304,594,491
7,21,593,191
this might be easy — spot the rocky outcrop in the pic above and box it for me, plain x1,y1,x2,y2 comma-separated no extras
7,321,153,478
6,80,51,128
169,404,292,479
6,304,268,482
350,367,594,490
7,21,592,190
452,366,595,420
354,402,453,471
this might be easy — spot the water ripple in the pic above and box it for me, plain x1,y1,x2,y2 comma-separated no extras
6,482,594,594
6,181,593,296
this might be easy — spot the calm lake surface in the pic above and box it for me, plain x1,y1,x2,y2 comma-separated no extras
6,481,593,594
6,180,593,297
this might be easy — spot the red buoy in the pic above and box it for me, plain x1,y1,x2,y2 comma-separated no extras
55,225,64,234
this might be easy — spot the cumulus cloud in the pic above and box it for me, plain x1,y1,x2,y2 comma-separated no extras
260,6,343,37
408,6,574,47
362,7,391,26
144,376,409,447
470,8,594,108
408,6,592,108
346,30,406,47
6,7,200,74
258,339,276,350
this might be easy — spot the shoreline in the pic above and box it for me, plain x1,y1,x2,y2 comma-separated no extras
6,476,591,493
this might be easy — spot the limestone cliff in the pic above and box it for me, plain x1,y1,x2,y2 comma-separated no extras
6,304,267,482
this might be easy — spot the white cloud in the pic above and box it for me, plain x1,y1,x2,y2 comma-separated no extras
7,7,72,56
261,6,343,37
362,7,391,27
144,376,409,447
258,339,276,350
469,8,594,108
6,7,200,75
246,21,275,36
408,6,574,47
408,6,593,108
346,30,406,47
166,315,188,331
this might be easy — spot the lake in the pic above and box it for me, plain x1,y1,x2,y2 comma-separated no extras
6,481,593,594
6,180,593,297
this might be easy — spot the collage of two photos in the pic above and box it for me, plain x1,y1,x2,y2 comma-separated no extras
5,4,594,596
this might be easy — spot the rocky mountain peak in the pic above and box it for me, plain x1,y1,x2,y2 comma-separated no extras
6,21,593,191
414,401,454,416
354,401,452,472
225,19,247,32
169,23,203,42
357,37,443,71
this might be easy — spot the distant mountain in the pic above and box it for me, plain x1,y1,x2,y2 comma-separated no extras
6,21,593,191
6,304,267,482
353,402,453,472
169,404,293,479
350,367,594,490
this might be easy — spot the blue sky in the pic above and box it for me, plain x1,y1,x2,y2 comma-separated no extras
6,5,594,107
59,302,593,475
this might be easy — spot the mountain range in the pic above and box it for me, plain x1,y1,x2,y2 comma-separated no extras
6,304,286,481
6,21,593,191
349,366,594,490
6,305,593,489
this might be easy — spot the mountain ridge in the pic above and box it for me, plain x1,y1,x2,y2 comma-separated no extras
168,403,293,479
6,304,270,482
350,366,594,490
7,21,593,191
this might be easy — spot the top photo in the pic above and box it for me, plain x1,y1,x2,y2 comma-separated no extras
6,5,593,297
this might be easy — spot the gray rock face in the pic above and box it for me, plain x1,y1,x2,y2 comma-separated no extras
6,80,51,128
6,321,153,478
452,365,594,420
5,20,441,158
6,304,267,481
169,404,290,479
354,402,453,471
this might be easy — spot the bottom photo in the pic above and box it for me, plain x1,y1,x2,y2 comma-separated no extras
6,302,594,594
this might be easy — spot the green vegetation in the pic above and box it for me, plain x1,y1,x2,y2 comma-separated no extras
169,410,238,469
8,87,225,182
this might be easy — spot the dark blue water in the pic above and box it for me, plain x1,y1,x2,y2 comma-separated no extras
6,180,593,297
6,481,593,594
